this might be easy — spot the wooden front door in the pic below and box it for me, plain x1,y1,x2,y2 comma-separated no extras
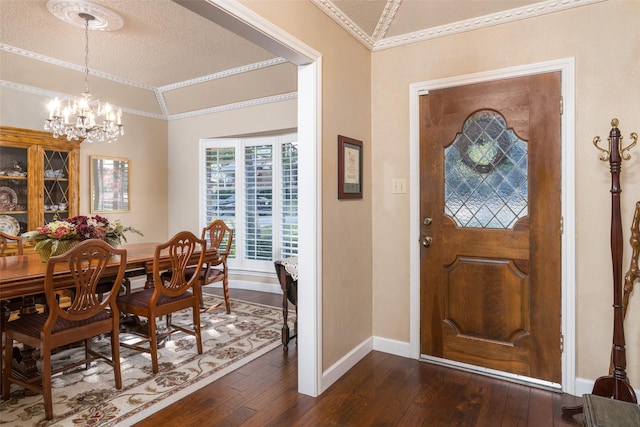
419,73,562,383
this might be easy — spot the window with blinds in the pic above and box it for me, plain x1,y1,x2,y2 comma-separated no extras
201,133,298,273
202,146,236,255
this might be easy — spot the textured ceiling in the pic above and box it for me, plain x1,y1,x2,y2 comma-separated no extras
0,0,600,120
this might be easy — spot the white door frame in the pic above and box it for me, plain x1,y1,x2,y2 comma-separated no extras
408,58,576,393
176,0,324,396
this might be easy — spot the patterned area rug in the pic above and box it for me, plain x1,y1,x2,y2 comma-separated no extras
1,296,290,426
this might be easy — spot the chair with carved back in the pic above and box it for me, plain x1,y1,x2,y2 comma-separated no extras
0,230,23,256
161,220,234,313
1,231,73,317
116,231,206,374
1,239,126,420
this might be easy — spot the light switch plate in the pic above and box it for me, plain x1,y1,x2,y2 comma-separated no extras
392,178,407,194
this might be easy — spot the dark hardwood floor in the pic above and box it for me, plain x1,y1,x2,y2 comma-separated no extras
134,287,585,426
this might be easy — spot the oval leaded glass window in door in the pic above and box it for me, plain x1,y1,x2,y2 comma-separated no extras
444,110,528,229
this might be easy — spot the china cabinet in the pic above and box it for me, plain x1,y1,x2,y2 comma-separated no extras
0,126,80,251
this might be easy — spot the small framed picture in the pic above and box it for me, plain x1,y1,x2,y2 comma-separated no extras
338,135,363,199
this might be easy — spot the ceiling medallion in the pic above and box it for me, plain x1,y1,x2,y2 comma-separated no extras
46,0,124,31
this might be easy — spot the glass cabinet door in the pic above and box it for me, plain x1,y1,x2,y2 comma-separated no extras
43,149,70,223
0,126,80,243
0,145,29,235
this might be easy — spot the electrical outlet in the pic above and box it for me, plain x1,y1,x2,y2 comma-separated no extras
392,178,407,194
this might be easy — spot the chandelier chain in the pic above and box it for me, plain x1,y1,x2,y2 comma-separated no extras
43,12,124,143
84,16,90,95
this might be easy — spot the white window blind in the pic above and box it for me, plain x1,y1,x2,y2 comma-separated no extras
201,133,298,273
244,143,273,261
281,142,298,258
203,146,236,256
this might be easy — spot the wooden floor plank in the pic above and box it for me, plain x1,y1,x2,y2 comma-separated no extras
473,374,510,425
134,289,585,426
501,383,531,427
528,386,554,426
448,374,495,426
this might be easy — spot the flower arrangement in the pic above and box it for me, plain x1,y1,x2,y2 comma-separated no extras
23,215,143,260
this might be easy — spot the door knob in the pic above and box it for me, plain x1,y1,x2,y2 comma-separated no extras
422,236,433,248
423,217,432,226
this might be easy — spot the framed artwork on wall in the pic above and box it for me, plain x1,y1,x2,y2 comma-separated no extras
338,135,363,199
90,156,130,213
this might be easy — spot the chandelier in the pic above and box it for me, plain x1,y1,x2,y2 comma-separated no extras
44,12,123,143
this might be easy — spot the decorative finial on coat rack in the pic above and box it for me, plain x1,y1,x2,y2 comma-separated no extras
593,118,638,161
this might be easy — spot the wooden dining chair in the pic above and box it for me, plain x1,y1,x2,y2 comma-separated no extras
161,220,234,313
116,231,206,374
274,259,298,351
0,230,23,256
0,230,23,397
1,239,126,420
0,230,25,311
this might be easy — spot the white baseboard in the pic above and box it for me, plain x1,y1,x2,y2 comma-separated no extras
372,336,412,358
575,377,594,397
321,337,373,393
371,336,640,399
575,377,640,398
130,278,282,295
129,276,147,289
206,279,282,295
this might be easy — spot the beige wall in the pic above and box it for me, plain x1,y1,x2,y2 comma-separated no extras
371,0,640,385
0,87,166,244
241,1,373,369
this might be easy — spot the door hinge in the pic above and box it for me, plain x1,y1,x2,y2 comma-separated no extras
560,334,564,353
560,96,563,115
560,216,564,234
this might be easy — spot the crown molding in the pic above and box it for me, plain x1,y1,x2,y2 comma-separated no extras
157,57,288,92
0,44,154,91
167,92,297,120
371,0,402,42
374,0,605,51
310,0,374,49
312,0,606,52
1,79,296,121
154,88,171,118
0,79,162,119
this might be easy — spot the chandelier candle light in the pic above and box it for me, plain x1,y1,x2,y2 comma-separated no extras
44,12,123,143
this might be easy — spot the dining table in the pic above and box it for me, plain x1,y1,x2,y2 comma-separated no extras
1,243,160,300
0,241,216,381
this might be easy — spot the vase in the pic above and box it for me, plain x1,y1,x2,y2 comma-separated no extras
37,240,79,263
104,238,120,248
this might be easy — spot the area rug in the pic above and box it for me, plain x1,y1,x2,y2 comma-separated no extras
0,296,291,426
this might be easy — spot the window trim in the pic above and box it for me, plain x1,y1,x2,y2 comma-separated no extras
199,132,298,274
